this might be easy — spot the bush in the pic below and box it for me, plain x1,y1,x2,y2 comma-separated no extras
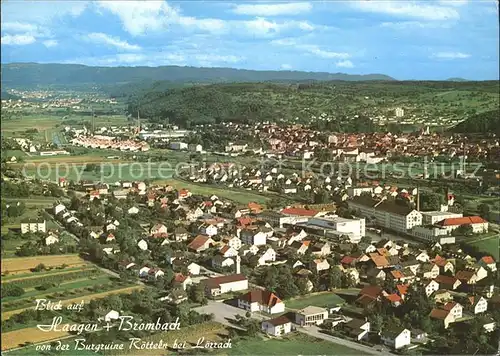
32,263,46,272
2,284,25,297
36,283,55,291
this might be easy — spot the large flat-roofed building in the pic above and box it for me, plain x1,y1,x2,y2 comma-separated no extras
259,211,308,228
421,211,463,225
203,274,248,297
297,216,366,241
348,196,422,234
295,306,329,326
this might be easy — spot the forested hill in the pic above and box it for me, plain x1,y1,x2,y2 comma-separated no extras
1,63,395,88
450,110,500,134
126,81,499,130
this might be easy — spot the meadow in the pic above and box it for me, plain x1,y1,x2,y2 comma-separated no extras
2,254,87,274
156,178,272,204
285,292,346,310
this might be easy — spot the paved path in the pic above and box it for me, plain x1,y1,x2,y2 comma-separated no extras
298,325,393,356
195,301,394,355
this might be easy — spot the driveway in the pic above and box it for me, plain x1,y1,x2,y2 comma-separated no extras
298,326,394,356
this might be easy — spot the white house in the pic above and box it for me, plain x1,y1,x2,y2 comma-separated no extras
203,274,248,297
139,266,151,278
199,224,218,237
137,239,148,251
187,262,201,276
469,296,488,314
128,206,139,215
381,327,411,350
45,234,59,246
54,203,66,215
261,315,292,336
240,229,267,246
224,236,242,250
258,248,276,266
219,245,239,258
238,289,285,314
104,310,120,322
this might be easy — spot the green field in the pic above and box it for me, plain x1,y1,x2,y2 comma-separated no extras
468,235,499,260
229,333,367,355
285,292,346,310
22,162,174,183
158,178,271,204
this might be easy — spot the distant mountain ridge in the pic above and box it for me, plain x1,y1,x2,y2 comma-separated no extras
1,62,396,88
447,77,469,82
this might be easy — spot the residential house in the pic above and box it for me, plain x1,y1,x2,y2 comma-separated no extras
435,275,461,290
187,262,201,276
212,256,234,269
237,289,285,314
173,273,193,291
258,248,277,266
424,280,440,297
45,234,59,246
188,235,214,252
240,229,267,246
381,327,411,350
478,256,497,272
467,296,488,315
261,315,293,336
310,259,330,273
344,318,371,341
137,239,148,251
420,263,440,279
223,236,243,250
199,223,218,237
150,223,168,238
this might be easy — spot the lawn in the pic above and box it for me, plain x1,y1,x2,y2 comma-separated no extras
157,178,271,204
21,162,174,183
285,292,346,310
468,235,499,260
228,333,366,355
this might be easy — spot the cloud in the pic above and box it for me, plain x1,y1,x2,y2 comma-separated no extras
96,1,225,36
1,34,37,45
2,22,39,32
380,21,452,29
95,1,314,38
1,1,88,24
85,32,141,51
281,64,292,70
272,39,350,59
437,0,468,6
352,0,460,21
231,2,312,16
336,60,354,68
43,40,58,48
64,50,245,67
432,51,471,59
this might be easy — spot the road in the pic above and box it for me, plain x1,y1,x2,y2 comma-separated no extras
194,300,394,355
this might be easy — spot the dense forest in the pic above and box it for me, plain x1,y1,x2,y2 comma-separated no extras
127,80,500,128
450,110,500,134
1,63,394,87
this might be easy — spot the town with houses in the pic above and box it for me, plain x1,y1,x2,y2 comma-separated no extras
11,170,499,354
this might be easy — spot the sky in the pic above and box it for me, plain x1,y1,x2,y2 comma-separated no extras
1,0,499,80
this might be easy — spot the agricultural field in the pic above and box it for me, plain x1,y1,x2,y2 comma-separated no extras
227,333,367,355
285,292,346,310
2,268,142,320
2,254,88,275
1,327,70,351
157,178,271,204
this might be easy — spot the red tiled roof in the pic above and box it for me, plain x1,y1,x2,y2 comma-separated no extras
430,308,449,320
438,216,486,226
188,235,212,251
359,285,383,299
435,275,459,285
280,207,318,217
385,294,402,303
442,302,459,311
481,256,495,264
239,289,282,307
396,285,409,295
341,256,357,265
455,270,475,282
264,315,291,326
174,273,188,283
